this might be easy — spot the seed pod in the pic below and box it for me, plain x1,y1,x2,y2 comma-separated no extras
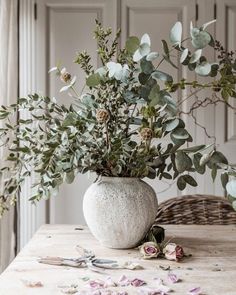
96,109,109,123
60,72,71,83
140,128,153,141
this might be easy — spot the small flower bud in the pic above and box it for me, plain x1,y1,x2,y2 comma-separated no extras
140,128,153,141
96,109,109,123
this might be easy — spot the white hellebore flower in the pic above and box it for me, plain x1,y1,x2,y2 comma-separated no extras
106,62,130,81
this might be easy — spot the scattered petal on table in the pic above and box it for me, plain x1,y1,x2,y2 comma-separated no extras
188,287,201,295
123,261,144,270
167,272,179,283
154,279,171,294
131,278,146,287
21,279,43,288
118,275,131,286
58,284,78,294
104,276,117,287
88,279,105,289
60,287,78,294
138,286,170,295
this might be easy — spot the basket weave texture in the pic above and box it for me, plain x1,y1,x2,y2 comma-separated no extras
155,194,236,225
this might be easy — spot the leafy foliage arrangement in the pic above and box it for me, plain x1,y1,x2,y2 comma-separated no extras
0,20,236,215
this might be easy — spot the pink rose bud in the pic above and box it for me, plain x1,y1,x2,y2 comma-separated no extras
139,242,160,259
163,243,184,262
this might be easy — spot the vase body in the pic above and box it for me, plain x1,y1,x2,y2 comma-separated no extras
83,177,158,249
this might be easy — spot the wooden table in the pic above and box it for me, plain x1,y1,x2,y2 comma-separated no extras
0,225,236,294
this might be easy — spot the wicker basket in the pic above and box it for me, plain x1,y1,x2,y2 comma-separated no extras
155,194,236,225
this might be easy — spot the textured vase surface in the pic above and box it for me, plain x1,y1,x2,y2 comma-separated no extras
83,177,158,249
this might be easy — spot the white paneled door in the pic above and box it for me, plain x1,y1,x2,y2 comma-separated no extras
36,0,118,225
20,0,236,246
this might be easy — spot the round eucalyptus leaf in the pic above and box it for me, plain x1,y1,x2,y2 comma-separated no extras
226,180,236,198
207,151,228,169
193,153,206,174
200,153,211,166
190,27,200,38
171,128,190,140
232,200,236,210
210,63,219,77
189,49,202,64
177,176,186,190
133,49,143,62
138,72,150,84
141,59,154,74
152,70,173,82
175,151,192,173
170,21,182,45
221,173,229,189
180,48,189,64
191,31,211,49
183,175,198,187
139,43,151,56
188,62,196,71
165,118,179,132
146,52,159,61
125,36,140,54
86,73,101,87
141,33,151,46
195,62,211,76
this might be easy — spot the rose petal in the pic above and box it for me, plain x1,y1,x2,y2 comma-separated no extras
104,276,117,287
167,272,179,283
118,275,130,286
21,279,43,288
188,287,201,295
123,261,143,270
138,286,170,295
131,278,146,287
88,279,105,289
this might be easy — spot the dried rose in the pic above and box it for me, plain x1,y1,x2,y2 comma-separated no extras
163,243,184,262
139,242,160,259
96,109,110,123
140,128,153,141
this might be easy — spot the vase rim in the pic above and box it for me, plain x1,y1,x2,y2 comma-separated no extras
98,176,141,182
99,176,140,179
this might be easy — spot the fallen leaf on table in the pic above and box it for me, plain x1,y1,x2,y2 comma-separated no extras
21,279,43,288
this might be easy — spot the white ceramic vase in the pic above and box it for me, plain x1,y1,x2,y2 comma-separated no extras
83,177,158,249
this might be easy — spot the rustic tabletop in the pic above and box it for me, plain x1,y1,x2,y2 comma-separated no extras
0,224,235,295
